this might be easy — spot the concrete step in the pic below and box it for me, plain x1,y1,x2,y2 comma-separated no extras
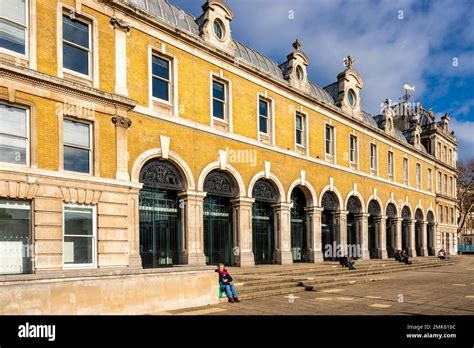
235,260,456,299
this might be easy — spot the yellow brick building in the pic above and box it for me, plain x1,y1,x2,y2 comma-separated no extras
0,0,458,313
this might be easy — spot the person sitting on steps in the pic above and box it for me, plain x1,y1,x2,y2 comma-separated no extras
339,255,356,270
438,249,449,260
394,250,411,264
216,263,240,303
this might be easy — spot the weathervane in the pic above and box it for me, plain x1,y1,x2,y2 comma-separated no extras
400,84,415,103
293,39,302,51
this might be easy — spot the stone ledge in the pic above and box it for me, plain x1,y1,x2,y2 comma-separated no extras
0,265,216,285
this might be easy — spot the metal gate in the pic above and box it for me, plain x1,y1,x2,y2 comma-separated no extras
139,188,180,268
253,200,274,264
204,195,232,265
291,189,307,262
321,210,335,260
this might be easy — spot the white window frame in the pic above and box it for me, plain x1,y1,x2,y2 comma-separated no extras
210,73,232,131
403,157,409,185
416,163,421,189
370,143,378,175
437,171,442,193
57,4,98,87
0,102,30,168
0,0,29,59
349,134,359,169
151,54,172,104
62,204,97,269
325,124,335,156
387,151,394,181
257,95,274,144
294,111,307,150
63,118,93,176
61,13,92,79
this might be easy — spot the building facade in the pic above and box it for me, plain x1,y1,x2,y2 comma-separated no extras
0,0,459,312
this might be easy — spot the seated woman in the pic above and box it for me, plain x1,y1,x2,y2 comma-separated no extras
339,255,356,270
216,263,240,303
438,249,449,260
400,249,412,265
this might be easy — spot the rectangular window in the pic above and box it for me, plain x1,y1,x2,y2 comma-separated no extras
62,14,91,76
403,158,409,185
448,149,452,166
0,103,28,165
63,119,91,174
443,145,447,163
325,125,334,155
370,144,377,173
428,168,432,192
349,135,358,166
437,172,442,193
416,163,421,189
295,113,305,147
0,199,31,275
151,55,170,102
212,79,226,120
445,207,448,224
258,98,269,135
388,151,394,180
0,0,27,55
437,142,441,160
63,205,96,267
444,174,448,195
438,206,443,223
449,176,453,197
450,208,454,225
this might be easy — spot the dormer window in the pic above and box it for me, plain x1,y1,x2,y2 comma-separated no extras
213,19,225,40
348,89,356,107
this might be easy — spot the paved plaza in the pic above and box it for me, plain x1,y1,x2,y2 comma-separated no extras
167,256,474,315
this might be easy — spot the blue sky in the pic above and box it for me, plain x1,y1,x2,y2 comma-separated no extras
171,0,473,160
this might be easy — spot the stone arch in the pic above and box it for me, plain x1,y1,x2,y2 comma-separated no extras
385,197,399,218
131,148,195,190
319,185,343,210
287,179,317,207
248,171,286,203
386,203,398,219
138,158,186,191
415,207,424,222
198,161,246,197
367,199,382,217
426,209,435,224
203,170,239,198
346,195,363,214
344,191,366,213
401,204,412,220
365,195,384,215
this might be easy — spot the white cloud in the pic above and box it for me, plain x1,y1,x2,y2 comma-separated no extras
449,119,474,161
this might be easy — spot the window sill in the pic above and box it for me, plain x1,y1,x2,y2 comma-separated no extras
0,50,29,68
62,70,93,87
152,98,175,116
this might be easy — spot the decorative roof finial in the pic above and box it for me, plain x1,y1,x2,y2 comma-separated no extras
293,39,302,51
344,55,354,69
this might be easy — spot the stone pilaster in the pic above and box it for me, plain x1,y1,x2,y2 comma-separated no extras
230,197,255,267
178,190,207,265
112,115,132,181
394,218,403,251
374,215,388,259
305,206,324,262
127,188,142,269
272,203,293,265
418,221,429,256
333,210,348,257
111,16,130,97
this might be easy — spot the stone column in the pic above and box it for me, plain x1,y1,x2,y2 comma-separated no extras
305,207,324,262
272,203,293,265
231,197,255,267
354,213,370,259
394,218,403,251
178,190,207,265
407,219,417,257
334,210,348,257
418,221,429,256
374,215,388,259
112,115,132,181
